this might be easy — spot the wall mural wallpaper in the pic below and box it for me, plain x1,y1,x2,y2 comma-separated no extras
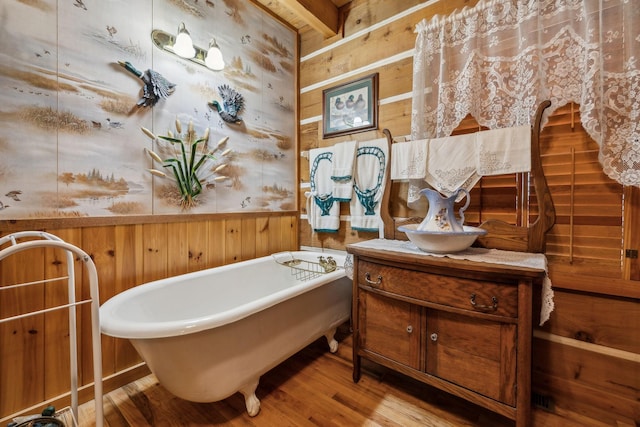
0,0,297,218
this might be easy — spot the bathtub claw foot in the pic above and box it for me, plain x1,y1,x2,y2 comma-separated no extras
324,327,339,353
239,379,261,417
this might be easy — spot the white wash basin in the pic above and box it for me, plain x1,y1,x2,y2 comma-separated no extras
398,224,487,253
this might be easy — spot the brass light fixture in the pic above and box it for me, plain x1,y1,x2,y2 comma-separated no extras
151,23,225,71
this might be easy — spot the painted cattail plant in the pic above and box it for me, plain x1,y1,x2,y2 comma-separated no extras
141,118,231,209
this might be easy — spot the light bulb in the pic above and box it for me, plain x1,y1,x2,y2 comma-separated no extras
205,39,225,71
173,22,195,58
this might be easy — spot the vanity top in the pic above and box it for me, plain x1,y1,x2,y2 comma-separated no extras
347,238,547,280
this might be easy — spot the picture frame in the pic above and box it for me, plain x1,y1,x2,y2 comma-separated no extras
322,73,378,138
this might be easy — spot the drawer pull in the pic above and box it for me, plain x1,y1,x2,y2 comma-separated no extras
430,332,438,342
364,272,382,286
470,294,498,311
406,325,413,334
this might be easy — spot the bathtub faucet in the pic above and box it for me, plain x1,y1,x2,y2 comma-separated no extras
318,256,337,273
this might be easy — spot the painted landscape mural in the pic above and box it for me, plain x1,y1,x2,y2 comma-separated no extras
0,0,297,218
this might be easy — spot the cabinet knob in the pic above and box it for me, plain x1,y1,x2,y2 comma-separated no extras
430,332,438,342
406,325,413,334
364,272,382,286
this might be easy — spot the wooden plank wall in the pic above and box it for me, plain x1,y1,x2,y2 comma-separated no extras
0,213,298,420
297,0,639,424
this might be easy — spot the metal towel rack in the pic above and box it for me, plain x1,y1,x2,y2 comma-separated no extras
0,231,103,427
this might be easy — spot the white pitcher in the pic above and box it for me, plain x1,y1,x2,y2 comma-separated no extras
416,188,470,232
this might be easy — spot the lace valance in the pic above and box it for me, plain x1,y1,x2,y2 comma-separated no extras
412,0,640,187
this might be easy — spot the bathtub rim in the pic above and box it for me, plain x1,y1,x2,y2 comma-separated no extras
99,251,348,339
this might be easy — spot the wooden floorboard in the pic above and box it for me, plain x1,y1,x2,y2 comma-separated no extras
69,325,614,427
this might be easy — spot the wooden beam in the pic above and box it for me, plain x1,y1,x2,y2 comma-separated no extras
279,0,339,37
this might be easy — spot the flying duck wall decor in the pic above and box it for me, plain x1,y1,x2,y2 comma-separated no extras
117,60,176,107
208,84,244,124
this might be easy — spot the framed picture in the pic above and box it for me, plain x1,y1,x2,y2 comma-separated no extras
322,73,378,138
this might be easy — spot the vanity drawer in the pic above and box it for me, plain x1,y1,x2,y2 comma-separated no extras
357,260,518,318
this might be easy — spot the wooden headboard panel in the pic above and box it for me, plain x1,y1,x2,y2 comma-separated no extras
380,100,555,254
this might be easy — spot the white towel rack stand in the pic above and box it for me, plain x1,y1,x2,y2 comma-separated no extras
0,231,103,427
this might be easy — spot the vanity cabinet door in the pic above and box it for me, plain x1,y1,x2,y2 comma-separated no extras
359,291,422,370
425,310,517,406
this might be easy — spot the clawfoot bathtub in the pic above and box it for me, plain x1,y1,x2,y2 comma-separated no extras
99,251,351,417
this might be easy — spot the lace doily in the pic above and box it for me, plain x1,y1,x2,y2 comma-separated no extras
344,253,354,281
412,0,640,187
349,239,554,325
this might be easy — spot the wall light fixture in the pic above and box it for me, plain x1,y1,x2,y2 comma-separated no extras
172,22,196,58
151,23,225,71
204,39,225,71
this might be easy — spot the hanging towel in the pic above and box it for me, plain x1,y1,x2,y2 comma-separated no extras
476,125,531,176
393,138,429,206
350,138,388,232
390,139,428,180
331,140,357,201
424,133,480,199
305,147,340,233
407,178,429,205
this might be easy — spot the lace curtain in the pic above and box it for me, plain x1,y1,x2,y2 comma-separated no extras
411,0,640,187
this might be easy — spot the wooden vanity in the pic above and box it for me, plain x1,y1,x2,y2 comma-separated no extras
347,243,546,426
348,102,556,426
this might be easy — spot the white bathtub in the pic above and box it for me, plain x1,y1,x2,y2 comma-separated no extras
99,251,351,416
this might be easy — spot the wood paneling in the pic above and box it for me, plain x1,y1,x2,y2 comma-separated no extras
141,223,168,284
187,221,208,272
533,338,640,423
240,217,257,261
113,225,143,372
539,289,639,353
224,219,242,264
299,0,480,57
207,219,227,268
0,213,298,419
254,217,271,258
81,226,117,384
624,186,640,281
0,242,46,417
167,222,189,277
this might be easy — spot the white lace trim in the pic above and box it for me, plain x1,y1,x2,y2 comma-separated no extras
412,0,640,187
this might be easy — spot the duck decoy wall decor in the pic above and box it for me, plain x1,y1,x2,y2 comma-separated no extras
0,0,296,218
117,61,176,108
209,84,245,124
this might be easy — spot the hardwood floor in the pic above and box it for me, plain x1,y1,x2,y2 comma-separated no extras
72,325,613,427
